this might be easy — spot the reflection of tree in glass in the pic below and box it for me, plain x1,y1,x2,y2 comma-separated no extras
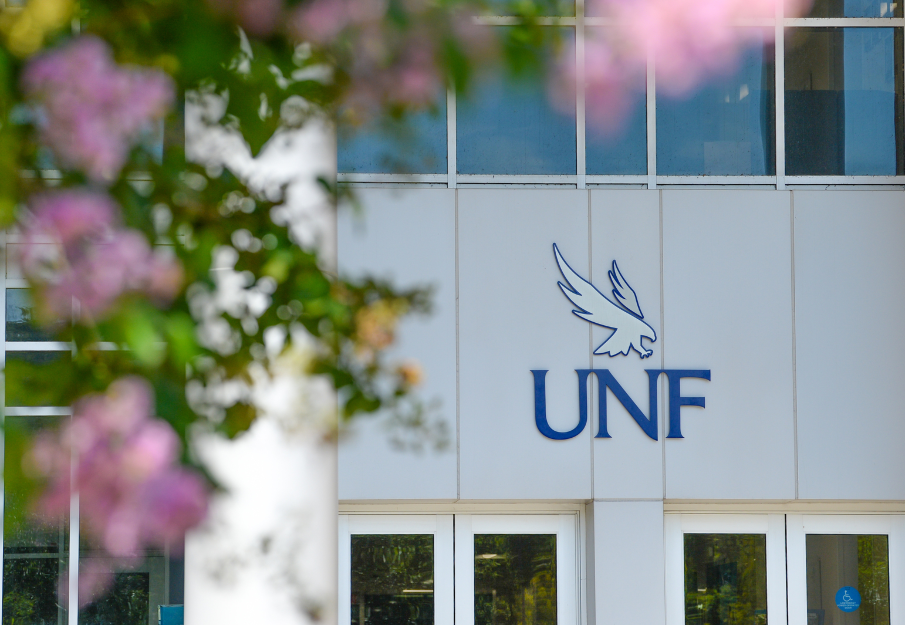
78,573,149,625
351,535,434,625
2,558,67,624
474,534,556,625
857,535,890,625
684,534,767,625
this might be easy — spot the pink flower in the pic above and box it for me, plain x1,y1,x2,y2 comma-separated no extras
18,190,184,320
22,36,174,182
27,378,208,587
563,0,813,128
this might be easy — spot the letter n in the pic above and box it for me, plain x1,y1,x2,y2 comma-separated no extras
583,369,663,441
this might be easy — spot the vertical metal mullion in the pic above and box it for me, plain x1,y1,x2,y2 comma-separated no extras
646,49,657,188
776,6,786,189
576,1,586,189
68,298,79,625
447,88,457,189
68,467,79,625
0,232,6,624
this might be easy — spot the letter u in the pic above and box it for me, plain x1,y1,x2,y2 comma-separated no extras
531,370,588,440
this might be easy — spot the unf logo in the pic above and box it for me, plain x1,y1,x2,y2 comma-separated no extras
533,244,711,441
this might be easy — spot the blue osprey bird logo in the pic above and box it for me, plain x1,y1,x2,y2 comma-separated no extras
553,244,657,359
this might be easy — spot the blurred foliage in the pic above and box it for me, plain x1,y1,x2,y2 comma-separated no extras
0,0,561,581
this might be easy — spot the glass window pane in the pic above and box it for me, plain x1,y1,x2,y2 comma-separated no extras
77,550,169,625
586,90,647,175
7,289,63,342
338,102,447,174
806,534,890,625
785,28,904,176
657,33,775,176
474,534,556,625
5,351,72,407
805,0,902,18
585,29,647,175
3,416,69,625
351,534,434,625
457,28,576,175
684,533,767,625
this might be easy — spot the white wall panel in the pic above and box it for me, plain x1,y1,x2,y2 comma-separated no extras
593,501,665,625
458,189,592,499
794,190,905,500
337,188,458,500
590,191,664,499
662,190,796,499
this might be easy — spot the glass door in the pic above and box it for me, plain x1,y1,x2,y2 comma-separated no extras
454,514,578,625
786,515,905,625
665,514,788,625
338,515,454,625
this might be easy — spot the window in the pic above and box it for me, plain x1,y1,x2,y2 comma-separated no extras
338,514,579,625
337,3,905,186
0,237,185,624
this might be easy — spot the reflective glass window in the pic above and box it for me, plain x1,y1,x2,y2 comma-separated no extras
457,28,576,175
351,534,434,625
3,416,69,625
77,547,170,625
474,534,556,625
481,0,574,17
338,103,447,175
585,29,647,175
657,34,776,176
806,0,902,18
6,289,62,342
785,28,904,176
684,533,768,625
806,534,890,625
5,351,72,407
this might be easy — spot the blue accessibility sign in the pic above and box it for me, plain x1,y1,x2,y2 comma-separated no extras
835,587,861,612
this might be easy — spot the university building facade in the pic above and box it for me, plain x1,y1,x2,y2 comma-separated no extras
336,1,905,624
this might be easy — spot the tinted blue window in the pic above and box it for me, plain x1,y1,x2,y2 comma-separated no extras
337,102,447,174
457,28,576,175
657,35,775,176
785,28,904,175
807,0,902,18
586,89,647,175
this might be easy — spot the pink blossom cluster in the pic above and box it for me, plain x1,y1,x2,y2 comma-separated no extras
27,378,207,597
205,0,492,111
18,190,184,320
564,0,813,127
21,36,174,182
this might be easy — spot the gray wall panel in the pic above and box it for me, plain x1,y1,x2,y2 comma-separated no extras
337,188,458,500
662,190,796,499
592,501,666,625
458,189,593,499
794,190,905,500
590,191,665,499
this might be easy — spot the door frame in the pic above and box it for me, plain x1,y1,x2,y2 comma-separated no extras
665,514,788,625
338,514,454,625
786,514,905,625
454,514,579,625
